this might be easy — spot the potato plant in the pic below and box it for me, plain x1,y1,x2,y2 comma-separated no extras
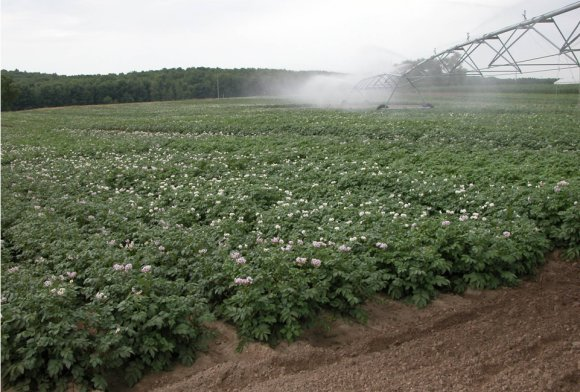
1,92,578,390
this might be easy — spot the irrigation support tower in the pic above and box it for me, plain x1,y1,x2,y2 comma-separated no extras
354,2,580,107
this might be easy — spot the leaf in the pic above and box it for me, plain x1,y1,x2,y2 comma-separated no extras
5,362,26,380
411,290,431,308
71,364,85,381
431,275,450,287
60,347,74,369
89,354,103,368
252,324,271,341
125,362,144,386
500,271,518,285
116,345,134,359
131,311,148,322
91,374,108,390
47,359,63,377
174,323,192,335
145,316,164,329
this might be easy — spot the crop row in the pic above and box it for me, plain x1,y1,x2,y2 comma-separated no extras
1,97,579,390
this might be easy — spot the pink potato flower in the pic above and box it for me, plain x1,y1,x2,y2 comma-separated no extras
234,276,253,286
338,244,351,252
141,265,152,273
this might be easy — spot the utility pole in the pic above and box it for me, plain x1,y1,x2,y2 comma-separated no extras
217,74,220,100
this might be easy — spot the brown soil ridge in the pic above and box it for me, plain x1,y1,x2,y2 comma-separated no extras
122,253,580,392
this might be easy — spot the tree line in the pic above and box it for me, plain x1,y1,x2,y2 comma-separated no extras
1,68,330,111
1,63,571,111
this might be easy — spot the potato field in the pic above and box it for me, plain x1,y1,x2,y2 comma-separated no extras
1,90,579,391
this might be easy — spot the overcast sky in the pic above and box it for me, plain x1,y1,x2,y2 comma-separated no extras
1,0,577,76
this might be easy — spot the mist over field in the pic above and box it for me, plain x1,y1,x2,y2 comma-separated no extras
291,74,359,106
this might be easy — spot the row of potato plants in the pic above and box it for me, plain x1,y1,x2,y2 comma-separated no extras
2,97,578,390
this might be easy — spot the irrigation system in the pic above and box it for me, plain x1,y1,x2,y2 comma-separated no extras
354,2,580,108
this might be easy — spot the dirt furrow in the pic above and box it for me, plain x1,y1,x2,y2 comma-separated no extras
123,254,580,392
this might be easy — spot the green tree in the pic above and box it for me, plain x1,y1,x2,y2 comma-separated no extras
1,68,333,110
397,54,466,85
1,74,20,111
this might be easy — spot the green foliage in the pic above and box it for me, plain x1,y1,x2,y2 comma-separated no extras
1,74,20,111
1,92,578,389
1,265,212,390
1,68,332,110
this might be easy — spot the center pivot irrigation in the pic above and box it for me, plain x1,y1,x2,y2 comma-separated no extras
353,2,580,109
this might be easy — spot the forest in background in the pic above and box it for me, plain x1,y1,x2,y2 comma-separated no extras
1,68,330,111
1,63,575,111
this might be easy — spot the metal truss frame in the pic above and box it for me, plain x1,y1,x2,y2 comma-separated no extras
354,2,580,107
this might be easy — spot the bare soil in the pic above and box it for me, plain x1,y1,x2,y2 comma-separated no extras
121,253,580,392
